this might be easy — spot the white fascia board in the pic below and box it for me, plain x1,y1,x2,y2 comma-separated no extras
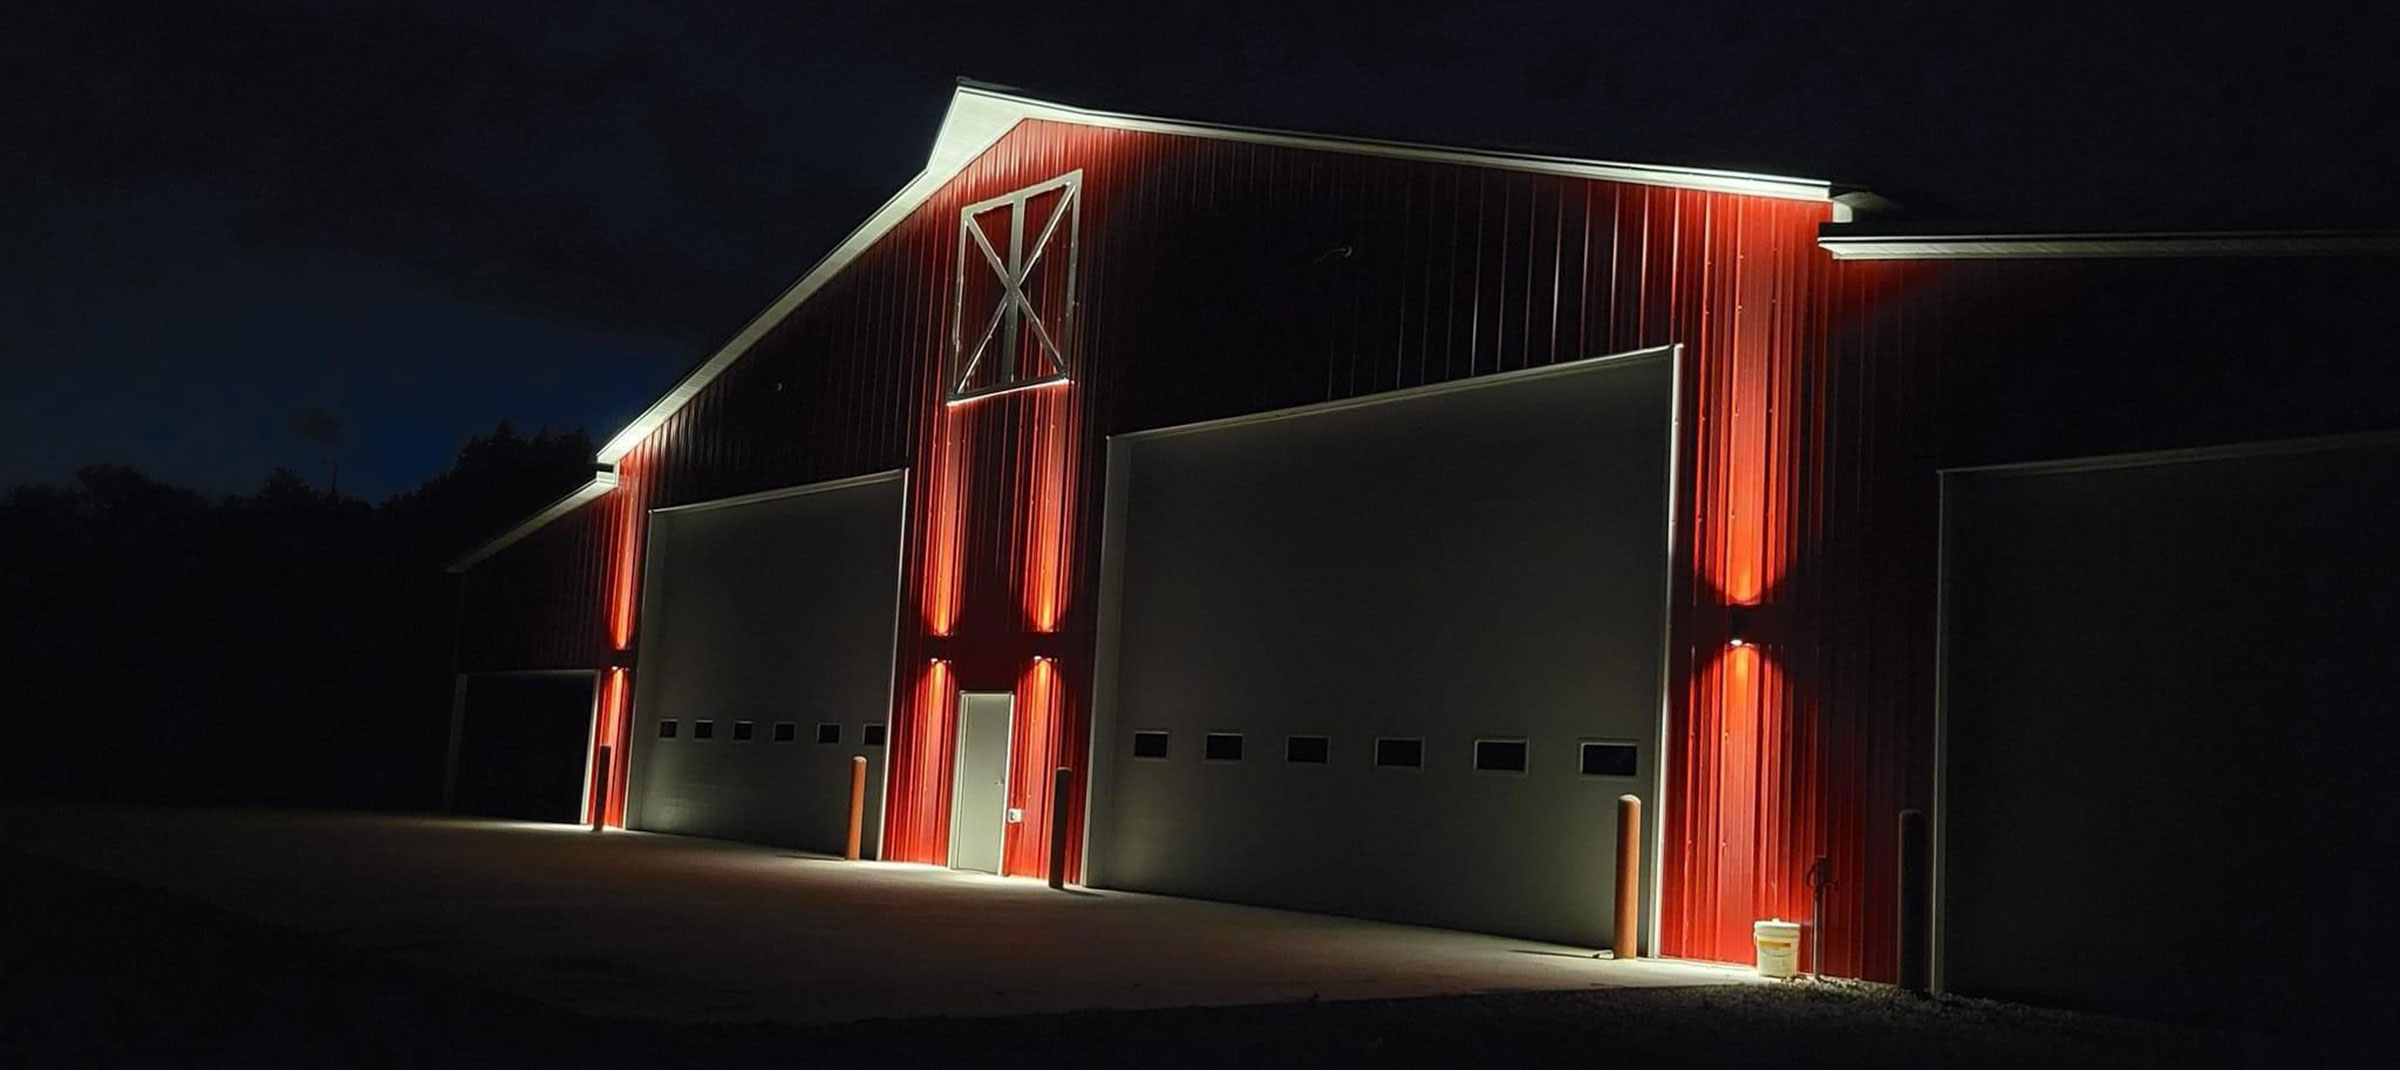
446,469,620,574
974,86,1833,203
1822,229,2400,260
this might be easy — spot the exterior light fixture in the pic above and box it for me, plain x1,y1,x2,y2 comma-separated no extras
1728,606,1753,648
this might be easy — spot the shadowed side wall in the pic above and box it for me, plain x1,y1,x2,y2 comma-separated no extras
455,499,617,674
1941,439,2400,1029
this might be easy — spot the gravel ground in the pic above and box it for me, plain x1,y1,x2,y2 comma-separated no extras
0,849,2356,1069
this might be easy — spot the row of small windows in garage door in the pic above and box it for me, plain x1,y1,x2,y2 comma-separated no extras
1129,731,1640,778
654,720,887,746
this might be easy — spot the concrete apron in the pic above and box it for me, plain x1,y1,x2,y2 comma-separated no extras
0,805,1762,1025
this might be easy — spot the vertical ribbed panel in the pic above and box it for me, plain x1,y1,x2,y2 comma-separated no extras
1661,192,1828,967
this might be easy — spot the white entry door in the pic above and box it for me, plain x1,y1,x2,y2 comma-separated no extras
947,692,1015,873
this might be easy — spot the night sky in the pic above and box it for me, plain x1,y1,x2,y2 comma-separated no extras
10,0,2395,499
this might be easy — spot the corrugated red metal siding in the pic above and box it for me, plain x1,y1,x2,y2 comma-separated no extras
1678,257,1948,978
456,116,1953,977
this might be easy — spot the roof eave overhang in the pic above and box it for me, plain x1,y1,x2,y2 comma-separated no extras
1819,227,2400,260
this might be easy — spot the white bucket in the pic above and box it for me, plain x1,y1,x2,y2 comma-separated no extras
1753,919,1802,978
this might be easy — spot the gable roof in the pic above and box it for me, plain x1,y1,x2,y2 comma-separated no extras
453,82,1834,572
592,82,1834,466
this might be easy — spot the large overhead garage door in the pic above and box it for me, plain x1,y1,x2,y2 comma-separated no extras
1087,347,1676,949
625,472,905,857
1938,436,2399,1031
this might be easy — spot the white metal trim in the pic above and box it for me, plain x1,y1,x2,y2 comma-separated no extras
1938,429,2400,478
1114,344,1679,443
1821,229,2400,261
974,86,1831,202
1647,342,1686,962
644,468,906,517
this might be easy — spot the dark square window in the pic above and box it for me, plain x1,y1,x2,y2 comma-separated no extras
772,722,797,743
1131,731,1169,759
1475,738,1528,774
1285,735,1330,764
732,720,755,742
692,720,715,741
861,724,886,747
1375,738,1423,769
1204,733,1244,762
657,720,679,739
815,723,842,745
1581,741,1639,778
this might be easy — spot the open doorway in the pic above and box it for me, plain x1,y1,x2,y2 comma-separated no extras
446,670,597,823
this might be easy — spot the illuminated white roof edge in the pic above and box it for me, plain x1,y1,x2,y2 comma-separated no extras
591,84,1830,464
1821,229,2400,260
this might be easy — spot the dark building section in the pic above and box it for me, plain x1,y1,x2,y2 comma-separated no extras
1089,350,1672,948
447,672,595,823
1938,437,2400,1031
1845,254,2400,468
454,487,622,674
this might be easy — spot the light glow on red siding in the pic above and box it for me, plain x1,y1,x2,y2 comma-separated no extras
921,410,969,637
1002,656,1066,875
1017,386,1080,634
889,658,960,861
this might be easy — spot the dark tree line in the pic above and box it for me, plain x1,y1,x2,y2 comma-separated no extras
0,424,594,810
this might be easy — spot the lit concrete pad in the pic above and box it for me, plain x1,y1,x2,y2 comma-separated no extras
0,805,1759,1024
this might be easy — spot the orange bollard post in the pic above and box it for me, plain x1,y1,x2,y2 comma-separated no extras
1615,794,1641,959
845,756,867,861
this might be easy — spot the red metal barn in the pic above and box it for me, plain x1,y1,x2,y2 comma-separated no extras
445,84,2400,1006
